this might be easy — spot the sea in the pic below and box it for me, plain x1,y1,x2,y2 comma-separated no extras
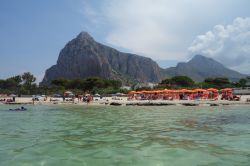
0,104,250,166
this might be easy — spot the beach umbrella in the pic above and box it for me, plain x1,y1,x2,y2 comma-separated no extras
143,90,154,94
152,90,162,94
9,94,17,97
53,94,62,97
128,91,136,94
194,89,207,93
94,93,101,97
68,93,74,97
178,89,189,93
185,89,193,93
221,88,232,92
154,90,163,93
163,89,172,93
207,88,219,92
171,90,178,93
221,88,233,95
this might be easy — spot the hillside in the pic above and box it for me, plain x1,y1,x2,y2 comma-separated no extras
163,55,246,82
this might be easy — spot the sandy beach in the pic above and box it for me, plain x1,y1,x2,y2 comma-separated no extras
1,95,250,106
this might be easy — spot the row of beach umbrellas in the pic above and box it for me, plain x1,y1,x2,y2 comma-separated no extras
128,88,232,94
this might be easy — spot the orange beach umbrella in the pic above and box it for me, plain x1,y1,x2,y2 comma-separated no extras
194,89,207,93
207,88,219,92
128,91,136,94
163,89,173,93
221,88,233,92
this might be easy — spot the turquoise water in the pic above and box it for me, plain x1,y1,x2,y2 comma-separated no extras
0,104,250,166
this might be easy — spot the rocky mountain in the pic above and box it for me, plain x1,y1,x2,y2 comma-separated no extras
41,32,162,85
41,32,246,85
163,55,246,82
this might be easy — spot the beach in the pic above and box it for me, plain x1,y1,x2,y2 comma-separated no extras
1,95,250,107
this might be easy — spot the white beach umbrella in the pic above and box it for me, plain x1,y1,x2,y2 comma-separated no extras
9,94,17,97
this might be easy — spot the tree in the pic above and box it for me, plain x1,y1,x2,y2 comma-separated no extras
160,78,173,85
51,78,69,88
159,76,194,88
68,79,85,89
204,77,232,88
239,78,247,87
84,77,105,90
106,80,122,89
171,76,195,87
0,79,5,89
22,72,36,87
9,75,22,86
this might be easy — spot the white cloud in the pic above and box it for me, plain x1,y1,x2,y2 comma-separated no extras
82,0,229,60
81,0,250,73
188,17,250,74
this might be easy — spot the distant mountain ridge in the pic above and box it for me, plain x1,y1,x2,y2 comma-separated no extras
41,32,246,85
163,55,246,82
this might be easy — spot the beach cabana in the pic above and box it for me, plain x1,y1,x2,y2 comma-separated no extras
220,88,233,100
128,91,137,100
161,89,174,100
193,89,208,100
176,89,192,100
207,88,219,100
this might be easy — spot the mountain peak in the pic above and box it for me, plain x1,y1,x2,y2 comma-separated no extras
76,31,94,41
192,54,209,60
189,55,216,64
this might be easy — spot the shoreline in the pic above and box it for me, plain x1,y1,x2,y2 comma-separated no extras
1,96,250,107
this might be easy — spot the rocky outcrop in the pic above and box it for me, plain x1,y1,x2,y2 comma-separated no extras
41,32,162,85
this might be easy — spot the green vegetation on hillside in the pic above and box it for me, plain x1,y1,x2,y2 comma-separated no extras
50,77,124,95
0,73,125,95
157,76,249,90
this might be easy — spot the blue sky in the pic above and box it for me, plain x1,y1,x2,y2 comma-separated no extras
1,0,250,82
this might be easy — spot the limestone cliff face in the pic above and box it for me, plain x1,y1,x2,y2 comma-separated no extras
41,32,162,85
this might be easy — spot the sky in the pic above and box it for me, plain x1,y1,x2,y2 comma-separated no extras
0,0,250,83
